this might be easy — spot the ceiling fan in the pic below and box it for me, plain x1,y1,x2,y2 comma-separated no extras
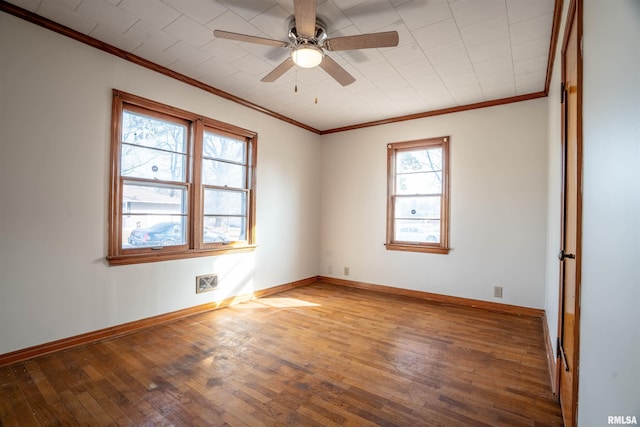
213,0,399,86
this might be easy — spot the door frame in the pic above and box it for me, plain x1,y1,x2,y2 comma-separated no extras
556,0,583,425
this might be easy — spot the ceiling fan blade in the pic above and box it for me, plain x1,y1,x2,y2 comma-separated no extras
319,55,356,87
261,58,295,82
324,31,399,51
294,0,317,38
214,30,290,48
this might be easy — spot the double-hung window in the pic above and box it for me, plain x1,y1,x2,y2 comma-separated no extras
386,136,450,254
108,90,256,265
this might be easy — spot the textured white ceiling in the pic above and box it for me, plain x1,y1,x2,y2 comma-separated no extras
5,0,556,131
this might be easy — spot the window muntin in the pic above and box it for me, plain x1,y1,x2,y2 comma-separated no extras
108,90,257,265
386,137,450,254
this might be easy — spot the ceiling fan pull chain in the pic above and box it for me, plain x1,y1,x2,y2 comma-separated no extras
295,69,298,93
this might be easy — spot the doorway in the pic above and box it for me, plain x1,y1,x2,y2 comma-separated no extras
556,1,582,426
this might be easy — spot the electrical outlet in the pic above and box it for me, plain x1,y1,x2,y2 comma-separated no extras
328,265,333,274
344,266,349,276
494,286,503,298
196,274,218,293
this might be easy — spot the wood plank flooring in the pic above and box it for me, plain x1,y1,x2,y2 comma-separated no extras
0,282,563,426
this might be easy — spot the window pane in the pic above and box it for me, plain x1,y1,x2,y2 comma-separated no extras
122,111,186,153
202,159,245,188
394,219,440,243
121,183,187,248
397,171,442,195
121,144,186,181
203,189,246,216
204,216,246,243
122,183,187,214
124,219,186,248
396,148,442,173
395,196,441,219
203,132,245,163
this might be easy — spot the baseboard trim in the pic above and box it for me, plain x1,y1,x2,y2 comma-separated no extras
318,276,544,318
0,276,318,367
542,312,558,395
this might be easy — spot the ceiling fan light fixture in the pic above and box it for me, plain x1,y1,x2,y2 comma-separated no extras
291,44,323,68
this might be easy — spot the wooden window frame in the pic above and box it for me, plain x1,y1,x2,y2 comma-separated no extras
385,136,450,254
107,90,257,266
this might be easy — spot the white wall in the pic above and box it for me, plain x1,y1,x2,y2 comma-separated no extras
320,99,549,308
0,13,322,355
578,0,640,424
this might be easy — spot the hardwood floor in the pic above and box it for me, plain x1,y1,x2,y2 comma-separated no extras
0,282,563,426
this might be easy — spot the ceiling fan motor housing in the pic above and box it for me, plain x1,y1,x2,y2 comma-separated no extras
288,17,327,46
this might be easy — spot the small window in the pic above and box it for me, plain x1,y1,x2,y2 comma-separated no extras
108,90,257,265
386,137,450,254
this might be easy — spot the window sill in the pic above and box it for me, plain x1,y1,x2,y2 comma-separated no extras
107,244,258,266
385,243,450,254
